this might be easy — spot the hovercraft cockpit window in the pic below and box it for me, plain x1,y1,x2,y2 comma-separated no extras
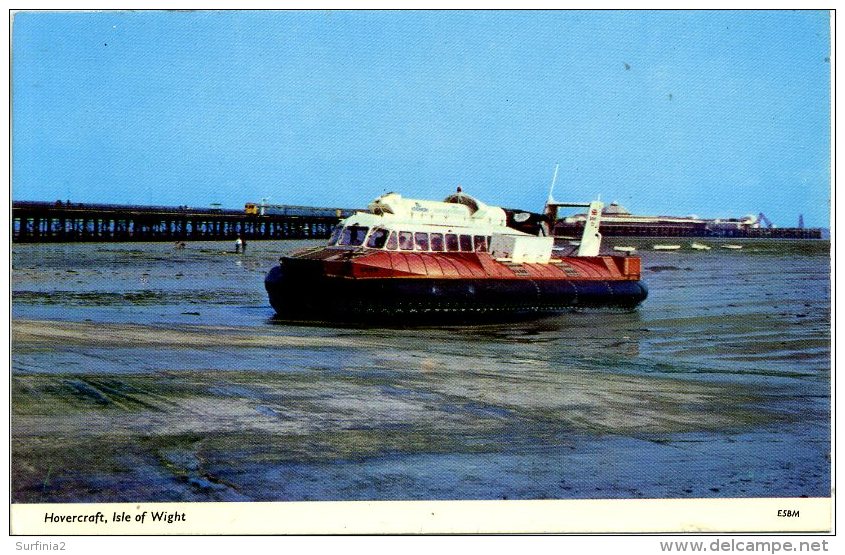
398,231,414,251
366,227,390,249
474,235,488,252
328,225,343,246
414,232,430,251
430,233,444,251
386,231,398,250
445,233,460,252
338,225,369,246
459,234,473,251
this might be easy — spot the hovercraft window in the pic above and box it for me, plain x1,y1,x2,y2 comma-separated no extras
339,225,369,246
473,235,488,252
459,234,473,251
414,232,430,251
445,233,460,252
398,231,414,250
328,225,343,246
386,231,398,250
366,227,390,249
430,233,444,252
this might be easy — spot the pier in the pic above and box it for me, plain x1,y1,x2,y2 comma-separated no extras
12,201,355,243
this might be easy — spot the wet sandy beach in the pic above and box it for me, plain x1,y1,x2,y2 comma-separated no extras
11,239,831,502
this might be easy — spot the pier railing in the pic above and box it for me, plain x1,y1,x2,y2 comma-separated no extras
11,201,354,243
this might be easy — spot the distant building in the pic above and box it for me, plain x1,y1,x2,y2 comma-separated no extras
554,202,820,239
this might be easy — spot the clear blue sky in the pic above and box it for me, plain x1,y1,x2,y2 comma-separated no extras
12,10,831,227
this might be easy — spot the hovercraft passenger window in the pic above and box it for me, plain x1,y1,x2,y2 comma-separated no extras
474,235,487,252
339,225,369,246
430,233,444,251
386,231,398,250
399,231,414,251
414,232,430,251
366,227,389,249
328,225,343,246
459,234,473,251
445,233,460,252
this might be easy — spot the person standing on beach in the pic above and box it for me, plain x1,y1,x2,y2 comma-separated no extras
235,237,242,254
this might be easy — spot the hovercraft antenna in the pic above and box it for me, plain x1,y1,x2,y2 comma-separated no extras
544,164,561,224
547,163,559,205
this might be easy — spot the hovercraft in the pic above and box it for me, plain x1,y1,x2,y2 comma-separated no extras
265,189,647,322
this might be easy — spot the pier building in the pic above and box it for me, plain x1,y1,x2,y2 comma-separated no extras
11,201,356,243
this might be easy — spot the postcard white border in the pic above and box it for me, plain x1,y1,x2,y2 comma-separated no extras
11,498,832,534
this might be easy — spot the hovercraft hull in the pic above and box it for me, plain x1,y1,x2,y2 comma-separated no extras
264,251,647,322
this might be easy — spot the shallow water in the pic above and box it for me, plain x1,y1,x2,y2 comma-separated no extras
10,239,831,502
